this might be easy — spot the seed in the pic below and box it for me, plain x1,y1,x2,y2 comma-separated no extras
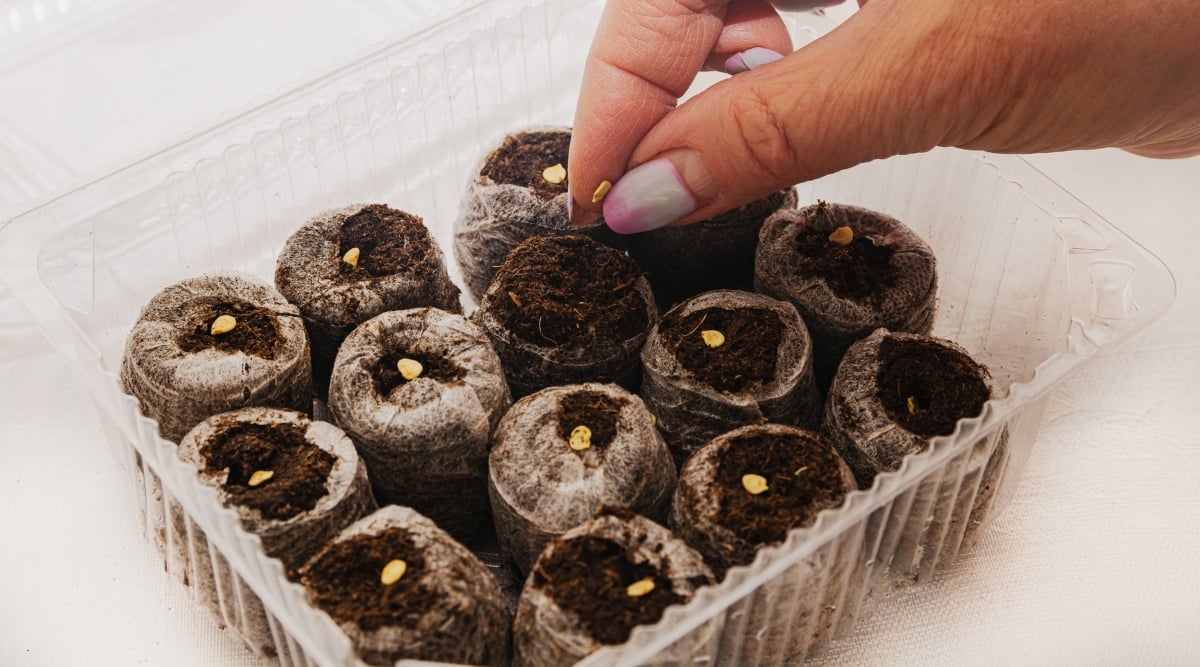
210,315,237,335
626,577,655,598
592,180,613,203
828,226,854,246
397,358,424,381
381,559,408,585
247,470,274,487
700,329,725,349
742,473,769,495
542,163,567,185
569,425,592,451
342,247,361,267
906,395,920,414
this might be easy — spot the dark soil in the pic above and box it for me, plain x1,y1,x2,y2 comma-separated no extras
556,390,628,451
487,235,648,348
200,421,335,521
658,307,785,393
629,189,789,309
336,204,436,279
176,296,281,359
714,431,849,550
302,527,434,632
795,204,899,303
532,535,683,645
480,130,571,200
372,351,466,396
876,337,990,436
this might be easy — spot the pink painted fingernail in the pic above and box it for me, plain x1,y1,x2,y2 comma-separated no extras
724,47,784,74
602,159,696,234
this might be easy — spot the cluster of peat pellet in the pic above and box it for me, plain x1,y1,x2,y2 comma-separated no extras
117,127,1004,667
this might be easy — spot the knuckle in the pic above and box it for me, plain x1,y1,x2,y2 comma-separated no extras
725,83,804,184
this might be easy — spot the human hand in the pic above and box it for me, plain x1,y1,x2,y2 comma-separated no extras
568,0,1200,234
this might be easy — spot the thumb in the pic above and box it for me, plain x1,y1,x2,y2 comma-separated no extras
602,1,980,233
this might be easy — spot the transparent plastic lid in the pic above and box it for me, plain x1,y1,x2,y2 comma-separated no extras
0,0,461,217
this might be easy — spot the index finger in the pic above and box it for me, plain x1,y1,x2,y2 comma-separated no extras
567,0,732,225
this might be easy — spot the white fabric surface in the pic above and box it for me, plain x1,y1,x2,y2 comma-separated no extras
2,3,1200,665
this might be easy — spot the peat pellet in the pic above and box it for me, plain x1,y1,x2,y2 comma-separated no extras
474,234,656,397
275,203,461,396
640,290,821,465
329,307,510,545
454,127,621,301
488,383,676,574
177,407,376,654
755,202,937,390
670,424,857,662
120,272,311,443
300,506,509,667
670,423,855,578
514,512,714,667
627,188,796,310
820,329,993,488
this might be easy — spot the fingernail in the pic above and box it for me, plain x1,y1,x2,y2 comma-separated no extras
603,150,718,234
724,47,784,74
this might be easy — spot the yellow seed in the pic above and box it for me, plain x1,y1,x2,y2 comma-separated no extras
828,226,854,246
906,395,920,414
210,315,237,335
626,578,655,598
569,425,592,451
247,470,274,487
381,559,407,585
592,180,613,203
542,163,567,185
742,473,769,495
397,358,424,381
700,329,725,349
342,247,361,267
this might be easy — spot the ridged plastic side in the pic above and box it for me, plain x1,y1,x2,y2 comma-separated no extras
0,0,1176,665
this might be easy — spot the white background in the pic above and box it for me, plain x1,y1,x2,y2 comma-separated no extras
1,1,1198,665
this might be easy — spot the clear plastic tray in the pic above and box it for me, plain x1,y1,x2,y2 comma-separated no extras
0,0,1175,664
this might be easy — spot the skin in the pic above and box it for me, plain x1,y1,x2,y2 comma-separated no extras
568,0,1200,228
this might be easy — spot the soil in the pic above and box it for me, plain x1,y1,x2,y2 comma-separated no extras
795,204,899,303
875,337,990,436
336,204,436,279
714,431,849,548
303,527,435,632
371,351,466,396
556,390,628,451
657,307,785,393
629,189,790,309
531,535,684,645
200,421,335,522
487,235,648,348
480,130,571,200
176,296,282,359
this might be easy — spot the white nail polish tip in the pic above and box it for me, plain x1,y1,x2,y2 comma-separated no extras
741,47,784,70
603,159,697,234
